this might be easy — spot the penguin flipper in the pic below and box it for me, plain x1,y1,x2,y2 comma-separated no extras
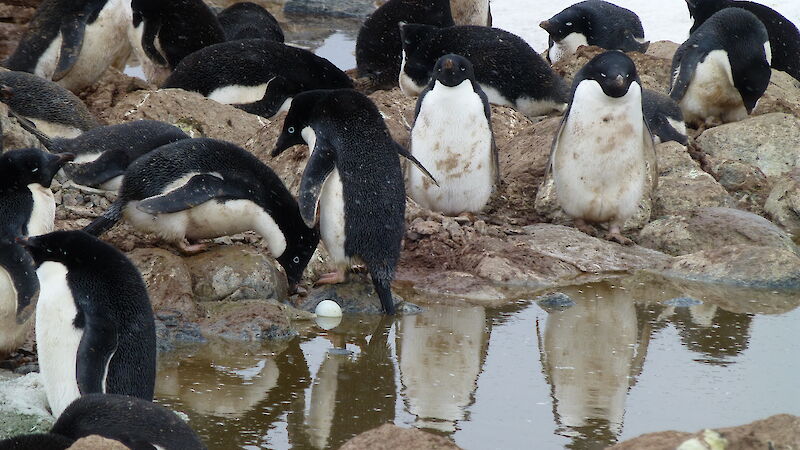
669,47,703,102
76,319,118,395
394,143,439,187
142,18,168,67
298,138,337,228
642,119,659,192
62,153,127,188
136,174,245,215
53,14,90,81
544,111,570,181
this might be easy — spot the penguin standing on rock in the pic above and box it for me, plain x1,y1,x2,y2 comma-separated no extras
83,138,320,291
670,8,771,126
4,0,132,92
546,51,657,245
540,0,649,64
272,89,437,315
19,230,156,418
0,240,38,359
408,54,497,215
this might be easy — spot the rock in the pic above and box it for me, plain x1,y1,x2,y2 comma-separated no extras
69,435,130,450
300,277,421,314
552,45,673,93
765,169,800,235
77,68,154,122
638,207,797,256
696,113,800,178
660,245,800,290
184,245,289,302
410,271,511,307
645,40,680,60
339,424,461,450
753,69,800,118
535,292,576,311
201,299,298,341
712,160,769,214
127,248,201,321
283,0,375,18
611,414,800,450
0,102,44,150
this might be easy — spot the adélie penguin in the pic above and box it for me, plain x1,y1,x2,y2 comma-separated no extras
272,89,437,314
545,51,657,245
408,54,498,215
0,239,38,359
217,2,284,42
642,89,688,145
670,8,771,126
19,230,157,418
82,138,320,290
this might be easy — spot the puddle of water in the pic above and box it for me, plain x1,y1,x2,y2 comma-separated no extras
154,276,800,449
313,31,356,71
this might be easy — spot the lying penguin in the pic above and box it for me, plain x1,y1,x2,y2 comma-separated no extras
670,8,771,126
217,2,284,42
408,54,498,215
0,393,205,449
0,239,38,360
399,23,569,117
540,0,649,63
20,231,157,418
83,138,320,291
546,51,657,245
272,89,437,314
5,0,131,92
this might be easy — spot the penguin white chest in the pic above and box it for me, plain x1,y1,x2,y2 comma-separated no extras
409,80,494,215
0,269,32,355
35,261,83,418
678,49,747,124
549,32,589,63
399,51,426,97
34,34,63,79
26,183,55,236
319,169,348,265
27,118,83,139
208,83,270,105
553,81,647,224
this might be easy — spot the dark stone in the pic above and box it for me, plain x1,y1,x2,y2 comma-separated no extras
536,292,576,311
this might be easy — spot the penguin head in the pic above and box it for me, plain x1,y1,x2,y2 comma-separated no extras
0,148,74,191
276,226,320,291
432,54,476,88
686,0,732,33
539,6,586,41
399,23,439,86
272,90,325,156
734,59,772,114
18,230,109,268
575,51,639,98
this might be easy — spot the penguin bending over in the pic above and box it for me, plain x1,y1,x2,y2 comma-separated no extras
0,71,98,138
540,0,649,64
4,0,132,93
400,24,569,117
687,0,800,82
546,51,657,245
83,138,319,290
0,240,38,359
642,89,688,145
217,2,284,42
670,8,771,126
272,89,437,314
0,148,74,238
409,54,498,215
0,393,206,449
20,231,156,418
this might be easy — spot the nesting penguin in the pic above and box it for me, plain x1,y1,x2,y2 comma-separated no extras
450,0,492,26
0,71,99,138
546,51,657,245
399,24,569,117
272,89,436,314
0,393,206,449
128,0,225,84
408,54,497,215
0,148,74,238
0,239,38,359
670,8,771,126
356,0,455,90
162,39,353,118
20,231,156,418
540,0,649,64
686,0,800,82
4,0,132,92
642,89,688,145
83,138,320,290
217,2,284,42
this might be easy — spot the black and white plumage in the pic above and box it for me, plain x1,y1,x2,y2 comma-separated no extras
642,89,688,145
546,51,657,245
356,0,455,90
83,138,319,289
0,71,98,138
20,231,156,418
540,0,649,64
399,24,569,117
217,2,284,42
670,8,772,125
0,393,206,449
4,0,131,93
0,239,38,358
272,89,436,314
409,54,497,215
687,0,800,82
162,39,353,118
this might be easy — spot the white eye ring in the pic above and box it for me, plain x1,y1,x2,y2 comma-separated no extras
288,126,295,133
600,73,607,78
293,256,300,263
461,67,465,71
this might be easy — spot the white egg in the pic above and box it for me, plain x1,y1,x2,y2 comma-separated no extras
315,299,343,318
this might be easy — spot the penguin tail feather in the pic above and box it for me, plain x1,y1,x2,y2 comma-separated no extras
83,201,123,236
370,273,396,315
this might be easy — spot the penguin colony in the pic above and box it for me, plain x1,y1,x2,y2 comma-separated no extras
0,0,795,446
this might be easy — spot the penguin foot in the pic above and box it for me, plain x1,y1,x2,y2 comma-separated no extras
573,219,597,237
350,265,369,274
605,231,634,246
315,270,347,285
177,239,208,255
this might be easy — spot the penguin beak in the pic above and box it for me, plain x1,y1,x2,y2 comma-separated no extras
614,74,625,88
58,153,76,164
0,85,13,101
539,20,552,32
15,236,30,248
443,59,455,71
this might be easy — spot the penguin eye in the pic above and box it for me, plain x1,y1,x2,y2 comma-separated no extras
600,73,607,78
626,74,630,78
31,168,38,173
461,67,465,71
288,127,295,134
293,256,300,264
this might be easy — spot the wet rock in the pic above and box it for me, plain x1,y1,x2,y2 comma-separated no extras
201,299,298,341
695,113,800,178
300,278,421,314
284,0,375,18
339,424,461,450
68,435,130,450
660,245,800,290
611,414,800,450
552,45,672,93
185,245,289,302
127,248,202,321
411,271,510,306
154,316,206,353
662,297,702,307
638,207,797,256
536,292,576,311
765,169,800,235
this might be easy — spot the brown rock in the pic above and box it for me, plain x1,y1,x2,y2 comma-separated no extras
645,40,680,61
201,299,296,341
78,69,154,122
765,168,800,235
68,435,129,450
339,424,461,450
753,69,800,118
552,45,673,93
127,248,201,321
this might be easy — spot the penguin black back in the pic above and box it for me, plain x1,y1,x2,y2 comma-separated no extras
217,2,284,42
687,0,800,81
356,0,455,89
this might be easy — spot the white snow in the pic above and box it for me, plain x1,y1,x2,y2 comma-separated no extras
0,372,52,420
491,0,800,53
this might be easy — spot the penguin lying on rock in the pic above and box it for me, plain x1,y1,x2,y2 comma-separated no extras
217,2,284,42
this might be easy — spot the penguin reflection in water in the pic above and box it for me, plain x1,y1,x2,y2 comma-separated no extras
273,89,437,314
546,51,657,245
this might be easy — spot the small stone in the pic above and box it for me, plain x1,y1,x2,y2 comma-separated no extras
662,297,703,307
536,292,576,311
